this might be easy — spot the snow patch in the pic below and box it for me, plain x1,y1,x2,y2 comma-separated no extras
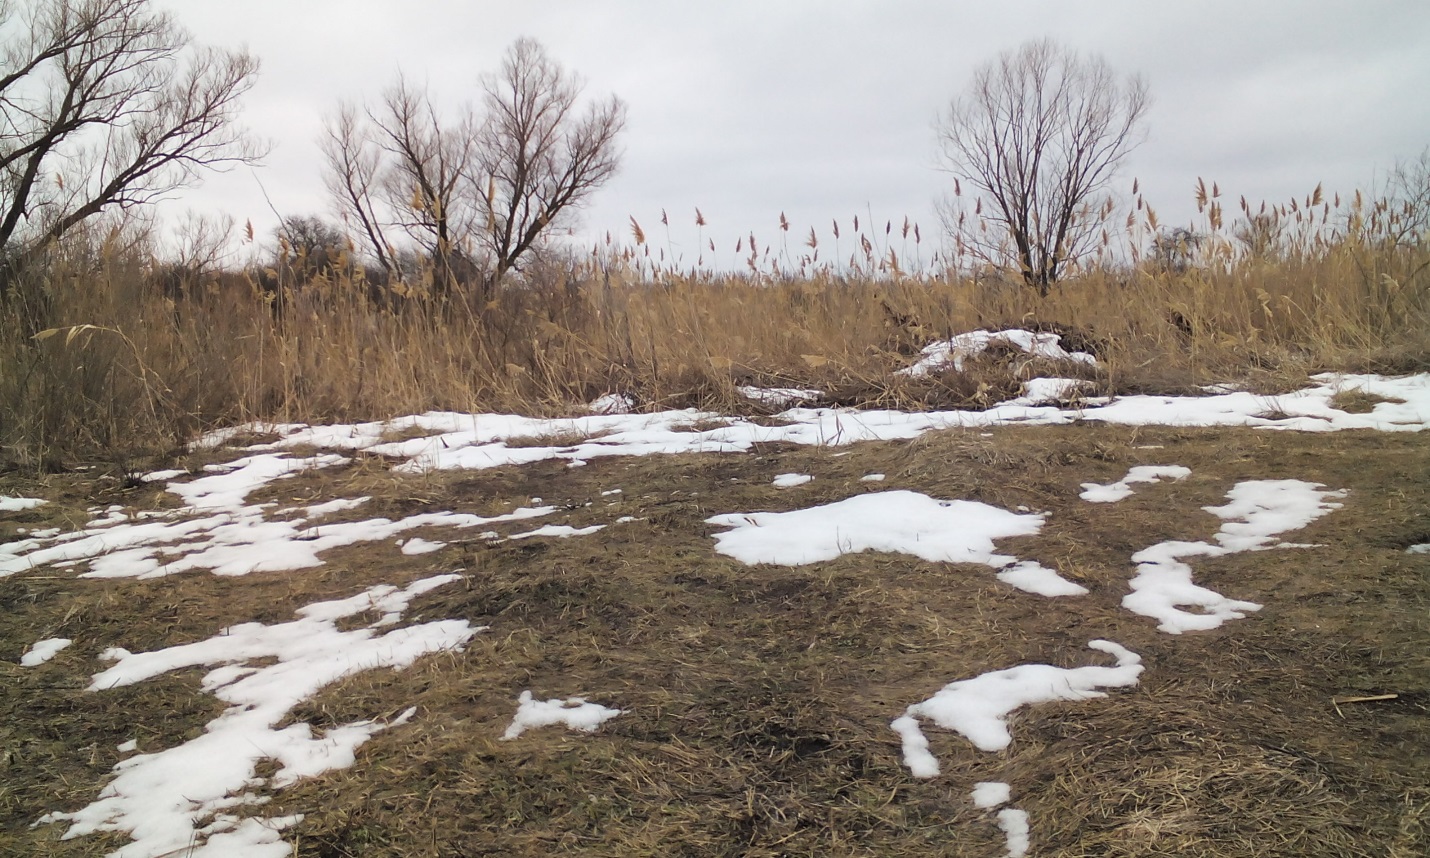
999,377,1097,407
501,690,623,740
168,453,349,512
707,491,1086,597
900,330,1097,377
399,537,446,555
1,495,48,511
738,385,823,407
299,496,371,518
997,808,1031,857
21,637,71,666
183,374,1430,478
589,393,636,415
1080,465,1191,503
772,473,812,488
1123,480,1345,633
507,524,606,540
1,471,552,580
892,640,1142,775
37,575,477,858
971,781,1011,808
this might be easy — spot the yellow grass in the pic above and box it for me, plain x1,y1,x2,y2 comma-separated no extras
1,187,1427,470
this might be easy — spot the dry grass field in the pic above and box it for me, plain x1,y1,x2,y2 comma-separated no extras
1,181,1428,856
2,410,1427,857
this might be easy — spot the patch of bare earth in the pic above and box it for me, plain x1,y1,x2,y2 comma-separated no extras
2,424,1426,856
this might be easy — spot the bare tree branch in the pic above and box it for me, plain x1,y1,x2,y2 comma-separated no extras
476,37,626,283
0,0,260,265
937,39,1148,294
320,101,392,273
369,75,477,294
317,37,626,300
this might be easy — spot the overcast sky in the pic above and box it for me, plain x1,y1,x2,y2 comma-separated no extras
157,0,1430,266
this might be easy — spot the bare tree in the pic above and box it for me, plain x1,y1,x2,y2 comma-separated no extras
321,102,393,274
1233,211,1285,261
476,37,626,283
320,37,626,298
274,214,348,285
1375,147,1430,248
1149,227,1204,273
937,39,1149,294
374,77,480,294
0,0,260,270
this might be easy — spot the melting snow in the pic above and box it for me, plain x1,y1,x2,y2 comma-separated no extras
971,781,1011,808
707,491,1087,597
501,690,624,740
969,780,1031,856
1080,465,1191,503
738,385,823,406
772,472,813,488
168,453,349,512
589,393,636,415
20,637,71,666
1124,480,1346,633
11,363,1421,856
1,495,48,511
399,537,446,555
171,374,1430,476
891,640,1143,775
999,376,1098,407
2,503,553,580
997,808,1031,857
36,575,477,858
0,449,560,580
899,329,1098,376
507,524,606,540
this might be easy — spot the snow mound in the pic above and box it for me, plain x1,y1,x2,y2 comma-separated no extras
900,329,1097,377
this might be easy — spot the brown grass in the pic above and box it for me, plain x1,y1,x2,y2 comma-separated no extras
2,424,1426,856
1,184,1428,475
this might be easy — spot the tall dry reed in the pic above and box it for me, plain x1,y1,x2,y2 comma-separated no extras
2,185,1426,470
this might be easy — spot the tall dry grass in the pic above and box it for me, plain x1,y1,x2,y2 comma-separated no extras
2,184,1427,471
